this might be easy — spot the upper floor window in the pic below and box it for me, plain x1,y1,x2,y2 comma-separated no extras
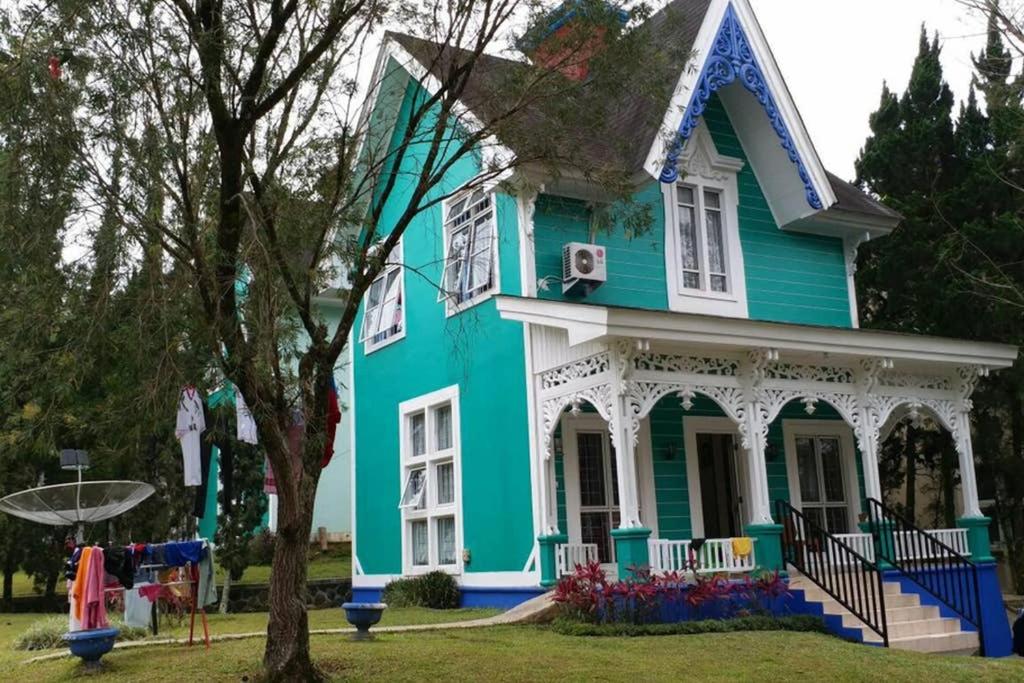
359,242,405,353
439,187,498,313
677,185,728,293
663,123,748,318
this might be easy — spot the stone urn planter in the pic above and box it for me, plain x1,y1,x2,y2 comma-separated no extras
341,602,387,640
63,627,120,670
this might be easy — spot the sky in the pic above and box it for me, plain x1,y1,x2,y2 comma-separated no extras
747,0,990,180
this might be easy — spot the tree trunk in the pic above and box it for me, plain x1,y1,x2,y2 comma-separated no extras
44,570,58,599
262,464,320,681
904,425,917,524
219,572,231,615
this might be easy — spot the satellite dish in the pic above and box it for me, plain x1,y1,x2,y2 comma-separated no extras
0,449,156,541
0,481,155,527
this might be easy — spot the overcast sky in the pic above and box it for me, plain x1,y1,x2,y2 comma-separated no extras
748,0,989,180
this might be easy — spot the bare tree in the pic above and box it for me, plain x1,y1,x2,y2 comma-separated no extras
9,0,679,678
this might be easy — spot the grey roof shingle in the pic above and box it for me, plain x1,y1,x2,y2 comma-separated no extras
388,0,897,223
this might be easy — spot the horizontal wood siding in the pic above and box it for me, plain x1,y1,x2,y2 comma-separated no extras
529,94,853,328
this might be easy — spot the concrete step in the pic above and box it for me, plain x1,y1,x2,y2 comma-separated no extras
885,605,941,623
887,630,980,654
818,592,921,614
887,617,962,639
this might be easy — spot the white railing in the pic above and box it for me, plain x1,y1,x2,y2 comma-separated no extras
894,528,971,560
555,543,599,577
648,538,757,575
827,533,875,565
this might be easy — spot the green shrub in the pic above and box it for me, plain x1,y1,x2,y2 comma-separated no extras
549,615,828,637
13,616,150,651
382,571,460,609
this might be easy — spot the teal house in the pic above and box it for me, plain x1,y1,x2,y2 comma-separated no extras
350,0,1017,656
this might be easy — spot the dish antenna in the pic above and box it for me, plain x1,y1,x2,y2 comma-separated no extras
0,450,155,542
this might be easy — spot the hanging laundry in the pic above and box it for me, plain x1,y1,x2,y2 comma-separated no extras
266,408,305,494
214,409,235,513
123,587,152,629
176,386,206,486
72,546,108,630
320,378,342,468
731,536,753,558
197,543,218,608
235,386,259,445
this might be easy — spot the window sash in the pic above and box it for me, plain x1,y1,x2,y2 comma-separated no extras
399,468,427,510
675,184,729,295
440,189,495,305
360,265,403,345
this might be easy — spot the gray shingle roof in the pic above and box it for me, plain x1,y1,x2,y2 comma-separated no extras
388,0,897,223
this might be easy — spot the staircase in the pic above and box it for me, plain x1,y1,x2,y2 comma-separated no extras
789,570,980,654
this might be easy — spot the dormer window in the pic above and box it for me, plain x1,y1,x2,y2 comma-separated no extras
439,186,499,314
662,123,749,318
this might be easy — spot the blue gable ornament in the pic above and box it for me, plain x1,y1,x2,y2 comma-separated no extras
659,4,823,210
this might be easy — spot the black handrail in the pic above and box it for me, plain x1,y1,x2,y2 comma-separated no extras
777,500,889,647
865,497,984,654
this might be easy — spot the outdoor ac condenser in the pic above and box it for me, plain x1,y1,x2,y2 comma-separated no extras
562,242,607,297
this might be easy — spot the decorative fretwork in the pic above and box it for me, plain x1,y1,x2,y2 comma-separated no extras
877,371,952,392
540,383,615,459
540,353,610,391
658,5,823,210
767,363,856,385
632,353,740,376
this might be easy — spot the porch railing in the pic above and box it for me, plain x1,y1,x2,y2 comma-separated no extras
865,498,983,653
648,537,757,575
778,500,889,647
893,528,971,560
830,533,875,565
555,543,599,578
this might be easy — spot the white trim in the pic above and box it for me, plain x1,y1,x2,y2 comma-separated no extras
440,181,502,316
782,419,862,532
494,296,1019,368
636,418,658,537
398,385,463,575
353,555,365,576
642,0,836,221
683,416,742,538
560,414,608,545
519,192,543,560
662,123,748,318
349,326,358,575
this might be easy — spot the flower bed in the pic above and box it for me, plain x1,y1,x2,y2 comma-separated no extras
551,614,827,637
552,562,790,625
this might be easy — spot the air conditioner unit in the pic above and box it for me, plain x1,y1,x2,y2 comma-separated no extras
562,242,607,297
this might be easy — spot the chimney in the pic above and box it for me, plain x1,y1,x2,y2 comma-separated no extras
522,1,628,81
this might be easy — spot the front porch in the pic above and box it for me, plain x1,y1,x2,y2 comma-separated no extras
496,296,1016,587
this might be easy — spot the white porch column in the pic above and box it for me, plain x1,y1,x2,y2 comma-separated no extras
953,410,983,519
855,408,884,503
741,407,774,526
610,343,643,529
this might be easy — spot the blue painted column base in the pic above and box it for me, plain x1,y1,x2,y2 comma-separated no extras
611,527,651,579
976,561,1012,657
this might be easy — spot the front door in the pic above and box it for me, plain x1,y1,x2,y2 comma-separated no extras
795,435,850,534
576,431,619,564
696,432,742,538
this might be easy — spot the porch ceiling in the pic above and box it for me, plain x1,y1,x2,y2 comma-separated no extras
494,296,1019,370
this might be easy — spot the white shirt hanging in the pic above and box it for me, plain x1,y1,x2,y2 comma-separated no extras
175,386,205,486
235,387,259,445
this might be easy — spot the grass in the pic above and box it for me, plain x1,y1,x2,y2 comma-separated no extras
9,543,353,597
2,625,1022,682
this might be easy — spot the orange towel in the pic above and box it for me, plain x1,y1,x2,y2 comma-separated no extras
732,537,753,558
71,547,92,622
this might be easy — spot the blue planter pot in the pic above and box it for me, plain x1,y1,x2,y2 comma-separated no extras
64,627,119,670
341,602,387,640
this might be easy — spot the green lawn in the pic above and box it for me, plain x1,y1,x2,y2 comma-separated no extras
4,625,1023,682
10,544,352,597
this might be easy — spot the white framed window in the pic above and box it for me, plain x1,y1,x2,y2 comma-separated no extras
439,186,498,314
662,122,748,318
399,385,462,574
782,419,861,533
359,241,405,353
